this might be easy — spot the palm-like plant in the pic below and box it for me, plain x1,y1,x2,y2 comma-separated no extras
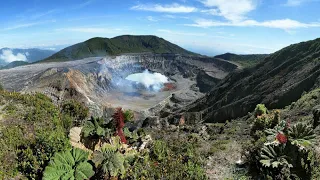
260,145,292,168
43,148,94,180
93,143,126,178
288,123,316,148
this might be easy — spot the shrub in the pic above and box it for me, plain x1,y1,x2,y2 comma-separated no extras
17,128,70,179
61,100,89,126
245,108,318,179
93,143,126,179
254,104,267,117
43,148,94,180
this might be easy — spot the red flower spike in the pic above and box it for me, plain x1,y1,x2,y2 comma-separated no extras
112,107,127,144
276,133,287,144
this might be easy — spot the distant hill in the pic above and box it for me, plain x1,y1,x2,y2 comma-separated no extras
0,61,29,69
0,48,55,66
40,35,198,62
214,53,269,68
186,38,320,123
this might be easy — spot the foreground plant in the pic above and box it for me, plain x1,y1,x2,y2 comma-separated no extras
43,148,94,180
288,123,316,149
82,116,112,138
113,107,127,144
93,143,126,178
245,106,319,179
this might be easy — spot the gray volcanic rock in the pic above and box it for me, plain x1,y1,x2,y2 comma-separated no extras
0,53,240,122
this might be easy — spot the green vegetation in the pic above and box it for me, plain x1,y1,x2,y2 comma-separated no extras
0,90,208,179
214,53,268,68
40,35,197,62
93,142,126,178
243,104,320,179
43,148,94,180
254,104,268,117
82,117,113,139
0,91,88,179
61,99,89,126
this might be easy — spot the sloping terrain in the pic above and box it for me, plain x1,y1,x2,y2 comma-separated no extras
41,35,198,62
0,61,29,69
186,38,320,123
215,53,269,68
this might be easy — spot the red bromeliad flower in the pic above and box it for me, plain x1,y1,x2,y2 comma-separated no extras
113,107,127,144
276,133,287,144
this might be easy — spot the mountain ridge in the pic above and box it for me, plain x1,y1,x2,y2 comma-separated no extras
185,37,320,123
214,53,269,68
40,35,198,62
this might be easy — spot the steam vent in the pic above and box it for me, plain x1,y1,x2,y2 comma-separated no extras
0,53,239,120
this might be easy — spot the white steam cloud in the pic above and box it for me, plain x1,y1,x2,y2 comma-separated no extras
0,49,27,63
126,70,168,91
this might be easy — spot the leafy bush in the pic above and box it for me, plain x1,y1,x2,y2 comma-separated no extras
254,104,267,117
0,91,70,179
17,128,70,179
93,143,126,178
43,148,94,180
244,106,318,179
124,109,134,122
61,100,89,126
82,117,112,139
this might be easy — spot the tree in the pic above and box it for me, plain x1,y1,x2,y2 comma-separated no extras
43,148,94,180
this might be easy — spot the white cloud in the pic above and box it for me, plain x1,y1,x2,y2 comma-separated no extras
131,3,197,13
0,49,27,63
186,18,320,30
157,29,206,36
285,0,318,6
200,0,258,22
147,16,158,22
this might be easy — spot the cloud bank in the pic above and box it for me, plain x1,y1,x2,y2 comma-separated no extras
0,49,27,63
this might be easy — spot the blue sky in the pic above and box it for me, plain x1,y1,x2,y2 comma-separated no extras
0,0,320,55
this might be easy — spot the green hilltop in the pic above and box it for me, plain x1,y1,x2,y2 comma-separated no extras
215,53,269,68
41,35,198,62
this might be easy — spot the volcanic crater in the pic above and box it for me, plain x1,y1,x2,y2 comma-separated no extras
0,53,239,119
